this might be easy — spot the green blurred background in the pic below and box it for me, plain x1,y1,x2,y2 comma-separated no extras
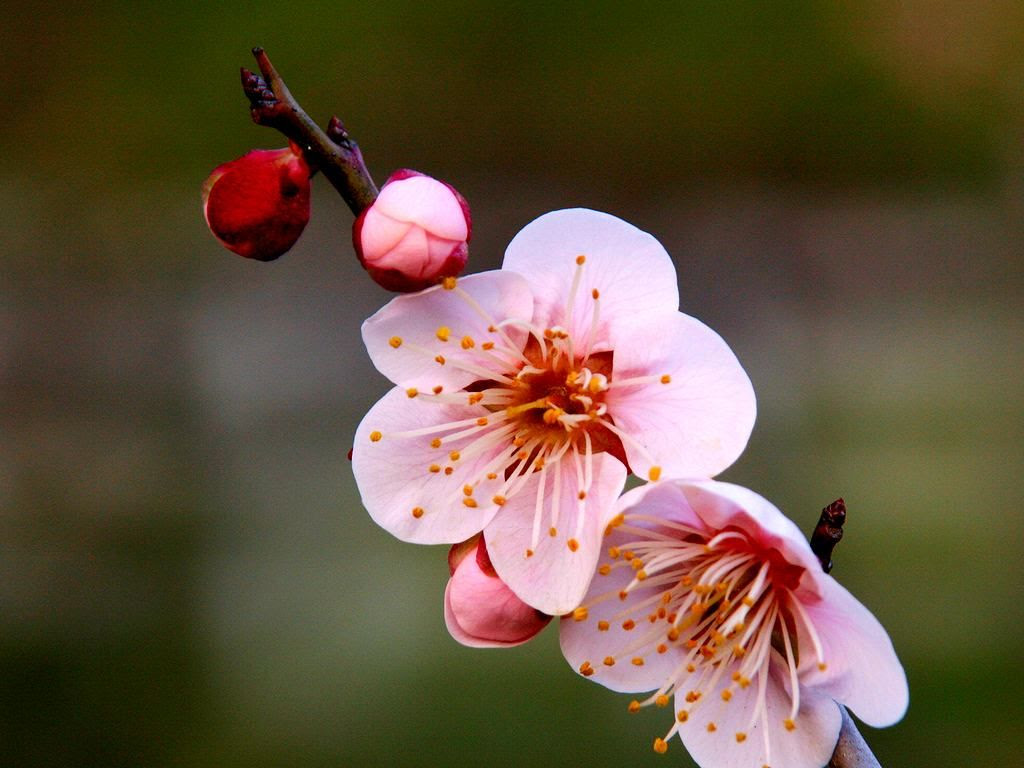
2,1,1022,766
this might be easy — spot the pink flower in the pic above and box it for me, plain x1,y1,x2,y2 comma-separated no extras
444,535,552,647
560,480,908,768
202,145,311,261
352,209,756,615
353,169,471,292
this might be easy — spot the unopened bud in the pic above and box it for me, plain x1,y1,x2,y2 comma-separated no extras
444,535,550,648
202,145,311,261
353,169,471,291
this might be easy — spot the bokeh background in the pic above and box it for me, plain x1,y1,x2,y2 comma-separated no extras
2,2,1022,766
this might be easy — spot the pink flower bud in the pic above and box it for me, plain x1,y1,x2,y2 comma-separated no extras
202,145,311,261
444,535,551,648
353,169,471,291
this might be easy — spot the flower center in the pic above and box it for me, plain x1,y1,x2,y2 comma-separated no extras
572,514,828,765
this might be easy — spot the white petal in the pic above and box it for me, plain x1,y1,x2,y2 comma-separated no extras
362,270,533,391
502,209,679,347
352,387,506,544
484,453,627,616
606,312,756,480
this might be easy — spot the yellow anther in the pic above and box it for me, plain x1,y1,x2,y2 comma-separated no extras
462,498,478,508
572,606,589,621
591,288,600,299
655,695,670,708
598,564,611,576
525,549,534,558
631,657,644,666
667,628,681,642
468,393,484,405
637,570,648,581
548,526,558,537
721,690,732,702
603,656,616,666
578,490,587,500
742,596,754,606
462,485,473,496
631,558,644,570
444,467,453,475
412,507,424,519
567,538,579,552
653,738,668,754
432,385,444,395
622,619,636,631
476,417,489,426
656,643,668,654
369,431,383,442
486,472,497,480
481,341,494,350
442,276,457,290
406,388,418,398
685,691,701,703
818,662,828,671
435,354,446,365
487,325,496,332
388,336,403,348
428,464,441,474
436,326,451,342
587,377,602,394
430,438,442,448
575,255,586,265
492,495,506,506
660,374,671,384
733,644,747,658
686,663,696,673
449,450,461,461
784,718,796,731
542,408,562,424
706,722,717,733
628,700,641,714
597,620,610,631
677,710,689,723
579,661,594,677
735,732,747,743
648,466,662,482
618,589,629,601
608,546,621,559
623,550,635,560
460,336,475,349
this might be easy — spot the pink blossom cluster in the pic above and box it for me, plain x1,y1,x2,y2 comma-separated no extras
345,194,907,768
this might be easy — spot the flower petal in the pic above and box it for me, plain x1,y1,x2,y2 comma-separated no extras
797,576,909,727
502,209,679,348
679,481,824,585
484,453,627,616
677,669,841,768
352,387,506,544
375,174,469,240
606,312,756,480
362,270,533,391
444,551,551,648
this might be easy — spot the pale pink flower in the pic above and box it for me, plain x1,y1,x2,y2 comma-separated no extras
444,535,551,647
352,209,756,615
353,169,471,291
560,479,908,768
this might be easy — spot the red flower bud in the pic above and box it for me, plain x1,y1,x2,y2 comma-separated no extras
444,535,551,648
202,145,311,261
353,169,471,291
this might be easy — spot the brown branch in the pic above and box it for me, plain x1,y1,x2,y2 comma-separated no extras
811,497,846,573
829,707,882,768
241,47,378,216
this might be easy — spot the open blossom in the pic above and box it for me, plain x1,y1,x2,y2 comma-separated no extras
353,169,471,292
352,209,756,615
444,535,552,647
561,480,908,768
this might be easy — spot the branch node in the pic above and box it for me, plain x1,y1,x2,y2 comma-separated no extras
811,498,846,573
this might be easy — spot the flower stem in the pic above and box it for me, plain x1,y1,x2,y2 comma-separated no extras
811,498,883,768
241,47,378,216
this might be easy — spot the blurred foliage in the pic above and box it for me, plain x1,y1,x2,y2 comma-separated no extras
1,1,1022,767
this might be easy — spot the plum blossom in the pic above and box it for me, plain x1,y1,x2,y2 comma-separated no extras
353,169,471,291
444,535,551,647
560,479,908,768
352,209,756,615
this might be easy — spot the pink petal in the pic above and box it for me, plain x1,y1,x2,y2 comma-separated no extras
501,209,679,347
605,312,756,480
677,669,842,768
484,453,627,616
374,175,469,240
362,270,533,391
797,576,909,727
359,208,413,258
352,387,506,544
679,481,825,586
367,223,433,272
443,550,550,648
